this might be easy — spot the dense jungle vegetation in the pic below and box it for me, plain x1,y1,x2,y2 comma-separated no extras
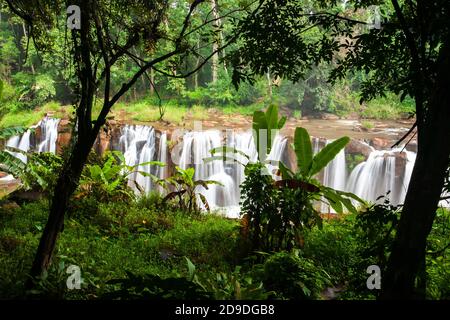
0,0,449,301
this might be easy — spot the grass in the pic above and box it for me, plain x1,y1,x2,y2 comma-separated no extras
1,196,449,300
360,120,374,130
0,101,69,128
331,87,415,120
113,97,263,124
0,199,240,298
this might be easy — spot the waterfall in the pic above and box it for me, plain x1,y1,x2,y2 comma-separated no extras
2,116,430,214
156,133,168,193
345,148,415,205
118,125,161,194
5,117,59,163
178,130,239,217
6,130,32,163
312,138,348,212
226,131,258,204
37,117,60,153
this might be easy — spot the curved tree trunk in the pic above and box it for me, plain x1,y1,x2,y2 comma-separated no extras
27,139,92,285
381,43,450,299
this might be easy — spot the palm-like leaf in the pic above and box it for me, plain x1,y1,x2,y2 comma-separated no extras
0,126,29,140
294,127,313,175
309,137,350,176
0,150,26,177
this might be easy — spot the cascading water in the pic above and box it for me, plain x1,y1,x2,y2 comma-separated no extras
226,131,258,203
6,130,31,163
345,148,416,205
37,117,60,153
118,125,164,194
5,117,59,163
1,117,429,214
178,130,239,217
312,137,348,212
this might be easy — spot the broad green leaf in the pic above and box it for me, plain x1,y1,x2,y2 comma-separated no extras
278,162,294,179
278,116,287,129
310,137,350,176
185,257,196,281
265,104,279,131
335,190,366,205
294,127,313,175
322,189,344,213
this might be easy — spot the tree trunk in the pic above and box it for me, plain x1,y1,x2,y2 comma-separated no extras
210,0,219,84
266,69,272,99
381,43,450,299
27,138,92,285
193,39,200,90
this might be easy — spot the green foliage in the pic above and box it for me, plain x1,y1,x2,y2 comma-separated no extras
101,257,271,300
102,270,212,300
0,126,29,179
281,127,362,215
426,208,450,299
262,251,331,300
240,162,279,251
20,152,63,193
160,166,222,214
11,72,56,110
79,151,163,203
252,104,286,161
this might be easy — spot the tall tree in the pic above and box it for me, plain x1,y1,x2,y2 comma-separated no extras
210,0,220,83
231,0,450,299
5,0,253,283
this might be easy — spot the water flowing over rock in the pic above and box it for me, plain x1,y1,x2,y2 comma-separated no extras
6,118,440,216
6,117,60,163
37,118,60,153
345,148,416,206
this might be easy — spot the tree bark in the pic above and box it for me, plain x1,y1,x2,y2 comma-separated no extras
27,138,92,285
381,42,450,299
210,0,219,84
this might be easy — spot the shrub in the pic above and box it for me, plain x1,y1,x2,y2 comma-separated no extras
262,251,331,300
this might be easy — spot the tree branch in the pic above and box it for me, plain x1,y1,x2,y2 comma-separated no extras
391,121,417,148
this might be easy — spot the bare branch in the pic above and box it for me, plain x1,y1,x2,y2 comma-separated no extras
392,121,417,148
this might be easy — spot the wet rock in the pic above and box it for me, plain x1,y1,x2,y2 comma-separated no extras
345,139,373,159
370,137,391,150
56,132,72,155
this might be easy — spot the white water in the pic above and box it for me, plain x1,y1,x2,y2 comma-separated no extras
37,117,60,153
116,125,423,215
5,117,59,163
6,131,31,163
118,125,163,194
2,120,429,214
345,148,416,206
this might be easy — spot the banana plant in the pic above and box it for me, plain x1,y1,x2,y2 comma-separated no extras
252,104,286,162
207,104,286,167
79,151,165,201
159,166,222,214
276,127,365,214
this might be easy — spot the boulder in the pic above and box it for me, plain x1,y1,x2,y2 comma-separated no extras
346,139,373,159
370,137,391,150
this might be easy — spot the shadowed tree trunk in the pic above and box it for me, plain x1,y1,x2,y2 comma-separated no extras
381,41,450,299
